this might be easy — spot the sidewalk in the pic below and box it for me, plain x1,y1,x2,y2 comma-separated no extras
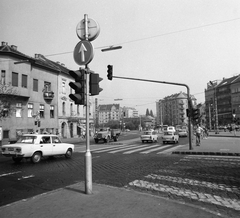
172,131,240,156
0,182,223,218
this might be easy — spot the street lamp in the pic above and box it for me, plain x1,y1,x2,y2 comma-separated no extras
101,46,122,52
233,109,236,136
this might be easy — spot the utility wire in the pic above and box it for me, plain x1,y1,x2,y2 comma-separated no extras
44,17,240,57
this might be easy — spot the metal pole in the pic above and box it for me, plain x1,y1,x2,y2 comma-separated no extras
214,87,219,134
112,75,193,150
84,14,92,194
84,66,92,194
209,104,211,131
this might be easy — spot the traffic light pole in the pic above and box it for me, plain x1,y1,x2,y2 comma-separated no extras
112,75,193,150
84,66,92,194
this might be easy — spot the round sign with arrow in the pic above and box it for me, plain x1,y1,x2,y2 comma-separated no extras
73,40,94,66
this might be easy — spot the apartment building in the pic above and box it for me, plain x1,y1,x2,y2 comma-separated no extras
156,92,197,126
0,42,83,144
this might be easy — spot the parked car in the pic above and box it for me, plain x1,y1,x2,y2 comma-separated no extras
178,129,188,137
1,134,74,163
163,126,176,132
162,131,179,144
140,131,158,143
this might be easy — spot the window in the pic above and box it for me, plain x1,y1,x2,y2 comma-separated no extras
22,74,27,88
16,103,22,117
3,130,9,139
12,72,18,87
44,81,51,92
28,103,33,117
77,105,80,115
50,105,54,118
70,103,73,116
39,104,45,118
62,80,66,94
33,79,38,92
62,102,66,115
1,70,6,85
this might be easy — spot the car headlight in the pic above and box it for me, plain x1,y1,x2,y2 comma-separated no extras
2,148,6,152
16,148,22,153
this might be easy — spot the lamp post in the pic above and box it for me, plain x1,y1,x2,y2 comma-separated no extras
233,109,236,136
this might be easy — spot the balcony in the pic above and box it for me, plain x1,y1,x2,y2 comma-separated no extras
43,91,54,100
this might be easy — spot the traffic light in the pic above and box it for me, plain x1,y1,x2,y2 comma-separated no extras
192,108,200,121
89,73,103,96
69,69,86,105
107,65,113,80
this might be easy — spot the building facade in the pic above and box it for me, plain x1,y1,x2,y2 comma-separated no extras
0,42,85,144
156,92,197,127
205,75,240,128
98,104,122,125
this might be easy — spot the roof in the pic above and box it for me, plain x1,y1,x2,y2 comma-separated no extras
0,42,70,75
217,75,239,87
98,104,120,111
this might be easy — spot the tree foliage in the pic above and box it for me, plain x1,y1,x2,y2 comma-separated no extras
150,110,154,117
146,108,150,116
0,84,18,120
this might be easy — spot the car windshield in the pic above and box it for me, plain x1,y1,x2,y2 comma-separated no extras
143,132,152,135
17,136,37,144
164,132,173,135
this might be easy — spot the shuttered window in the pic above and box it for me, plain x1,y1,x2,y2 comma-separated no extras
12,72,18,87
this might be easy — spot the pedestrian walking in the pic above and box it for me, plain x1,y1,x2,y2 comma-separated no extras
195,124,203,146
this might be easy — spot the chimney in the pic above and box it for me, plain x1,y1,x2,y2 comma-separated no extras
11,45,17,51
1,41,8,46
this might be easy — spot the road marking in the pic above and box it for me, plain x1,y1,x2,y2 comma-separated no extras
157,144,186,154
123,144,161,154
17,175,35,180
140,144,173,154
0,171,21,177
109,144,153,154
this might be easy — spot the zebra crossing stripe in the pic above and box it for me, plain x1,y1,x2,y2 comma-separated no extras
108,144,152,154
140,144,173,154
123,144,161,154
157,144,186,154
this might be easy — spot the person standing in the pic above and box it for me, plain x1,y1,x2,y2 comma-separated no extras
195,124,203,146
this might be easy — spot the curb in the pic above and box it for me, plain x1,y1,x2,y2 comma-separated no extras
172,151,240,156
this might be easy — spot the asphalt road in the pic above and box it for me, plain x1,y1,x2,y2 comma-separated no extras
0,135,240,217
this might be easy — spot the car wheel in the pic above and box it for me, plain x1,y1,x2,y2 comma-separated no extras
12,156,23,163
31,152,42,163
142,140,144,143
65,148,73,159
95,139,98,144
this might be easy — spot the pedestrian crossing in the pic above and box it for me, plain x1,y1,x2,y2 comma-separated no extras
77,142,187,155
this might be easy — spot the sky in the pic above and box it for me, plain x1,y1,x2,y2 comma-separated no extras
1,0,240,115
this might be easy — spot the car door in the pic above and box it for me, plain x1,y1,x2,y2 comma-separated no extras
51,136,65,155
40,136,53,156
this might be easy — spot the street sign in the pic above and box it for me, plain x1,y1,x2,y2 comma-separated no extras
76,18,100,41
73,40,94,66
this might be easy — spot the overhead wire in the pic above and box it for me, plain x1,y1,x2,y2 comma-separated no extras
44,17,240,57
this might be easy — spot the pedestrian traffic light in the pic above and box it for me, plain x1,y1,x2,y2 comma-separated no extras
107,65,113,80
69,68,86,105
192,108,200,121
89,73,103,96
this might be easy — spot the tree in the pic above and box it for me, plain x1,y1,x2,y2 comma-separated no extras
0,84,18,121
150,110,154,117
146,108,150,116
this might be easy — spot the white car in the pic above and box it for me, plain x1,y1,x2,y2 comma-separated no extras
1,134,74,163
141,131,158,143
178,129,188,137
162,131,179,144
